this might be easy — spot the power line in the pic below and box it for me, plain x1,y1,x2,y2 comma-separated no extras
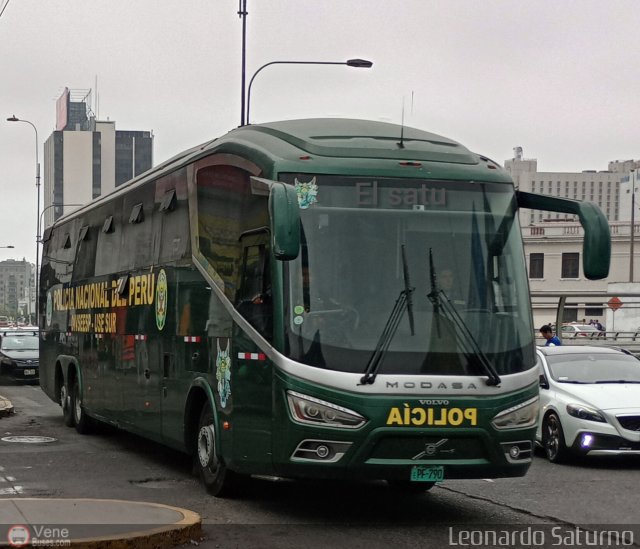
0,0,11,20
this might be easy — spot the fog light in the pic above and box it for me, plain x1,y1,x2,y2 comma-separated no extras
508,445,521,459
581,434,593,448
316,444,330,458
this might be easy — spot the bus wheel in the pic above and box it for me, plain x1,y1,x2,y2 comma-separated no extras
196,402,240,497
71,378,92,435
60,383,74,427
387,480,435,494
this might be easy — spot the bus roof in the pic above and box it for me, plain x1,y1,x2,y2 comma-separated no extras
50,118,512,227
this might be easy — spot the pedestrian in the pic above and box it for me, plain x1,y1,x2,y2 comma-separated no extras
540,324,561,346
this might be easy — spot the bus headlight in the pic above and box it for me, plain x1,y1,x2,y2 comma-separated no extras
491,397,539,430
286,390,367,429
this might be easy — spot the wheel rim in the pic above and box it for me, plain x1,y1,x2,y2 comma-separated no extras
60,385,68,412
74,386,82,423
545,417,559,460
198,424,218,471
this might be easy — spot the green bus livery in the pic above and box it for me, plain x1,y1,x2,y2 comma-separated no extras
39,118,610,495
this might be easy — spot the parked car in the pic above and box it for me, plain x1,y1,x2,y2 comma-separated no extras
536,345,640,462
560,323,602,338
0,329,39,383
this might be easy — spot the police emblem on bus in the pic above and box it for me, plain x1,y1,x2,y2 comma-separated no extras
155,269,168,330
294,177,318,209
216,339,231,408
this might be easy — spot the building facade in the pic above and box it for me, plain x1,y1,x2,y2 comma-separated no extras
43,88,153,228
506,148,640,330
0,259,34,322
505,147,623,224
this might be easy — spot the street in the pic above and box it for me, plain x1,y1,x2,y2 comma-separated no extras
1,383,639,549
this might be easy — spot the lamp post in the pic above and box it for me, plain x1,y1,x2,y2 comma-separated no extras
630,169,636,282
7,115,40,322
39,203,83,235
245,58,373,125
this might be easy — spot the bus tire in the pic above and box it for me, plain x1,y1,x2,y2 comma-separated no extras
71,377,92,435
387,480,436,494
196,402,241,497
61,383,74,427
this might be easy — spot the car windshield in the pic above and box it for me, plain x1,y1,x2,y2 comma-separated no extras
280,174,536,376
545,352,640,383
1,335,39,351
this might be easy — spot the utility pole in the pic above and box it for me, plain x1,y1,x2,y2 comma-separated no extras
238,0,248,126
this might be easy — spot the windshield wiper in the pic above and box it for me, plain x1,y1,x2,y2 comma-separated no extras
594,380,640,384
360,244,415,385
427,249,501,387
556,379,588,384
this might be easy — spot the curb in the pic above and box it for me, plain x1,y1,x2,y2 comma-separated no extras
0,395,14,418
0,499,202,549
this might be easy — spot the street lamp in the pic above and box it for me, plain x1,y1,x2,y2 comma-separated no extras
7,115,40,322
39,203,83,236
630,169,636,282
245,58,373,125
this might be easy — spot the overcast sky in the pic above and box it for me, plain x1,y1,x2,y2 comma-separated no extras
2,0,640,264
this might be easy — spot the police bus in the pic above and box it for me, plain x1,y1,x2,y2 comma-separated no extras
39,118,610,495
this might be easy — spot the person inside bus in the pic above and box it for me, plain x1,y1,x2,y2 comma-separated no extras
540,324,561,346
439,268,465,306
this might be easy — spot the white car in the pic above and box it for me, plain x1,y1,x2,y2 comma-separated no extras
536,346,640,462
560,324,601,339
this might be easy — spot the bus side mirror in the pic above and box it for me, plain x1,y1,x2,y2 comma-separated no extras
269,182,300,260
516,191,611,280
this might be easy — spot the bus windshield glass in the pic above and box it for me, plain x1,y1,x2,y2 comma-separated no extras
280,174,535,376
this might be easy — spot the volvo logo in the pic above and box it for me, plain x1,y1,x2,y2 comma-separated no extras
412,439,456,459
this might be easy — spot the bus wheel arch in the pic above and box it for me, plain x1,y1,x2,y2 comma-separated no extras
185,385,242,497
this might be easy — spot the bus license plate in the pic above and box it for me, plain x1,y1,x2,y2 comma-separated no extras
24,369,36,376
410,465,444,482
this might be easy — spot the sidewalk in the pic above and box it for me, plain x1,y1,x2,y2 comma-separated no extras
0,498,202,548
0,394,13,417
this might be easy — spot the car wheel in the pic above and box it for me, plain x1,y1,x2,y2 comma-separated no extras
61,383,74,427
70,377,92,434
195,402,243,497
543,412,569,463
387,480,436,494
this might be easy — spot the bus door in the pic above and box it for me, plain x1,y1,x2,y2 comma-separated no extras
230,231,273,468
119,295,162,436
162,274,211,448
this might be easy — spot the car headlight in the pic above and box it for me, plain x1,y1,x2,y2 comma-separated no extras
491,397,539,430
286,390,367,429
566,403,606,423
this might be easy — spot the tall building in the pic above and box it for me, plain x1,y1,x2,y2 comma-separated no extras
43,88,153,228
504,147,622,224
0,259,34,321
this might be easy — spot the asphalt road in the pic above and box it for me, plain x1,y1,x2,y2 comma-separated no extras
1,383,639,549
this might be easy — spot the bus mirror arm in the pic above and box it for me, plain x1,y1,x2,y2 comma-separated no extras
516,191,611,280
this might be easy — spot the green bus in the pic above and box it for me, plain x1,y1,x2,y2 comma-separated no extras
39,118,610,495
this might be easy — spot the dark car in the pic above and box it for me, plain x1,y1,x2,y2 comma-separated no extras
0,330,39,383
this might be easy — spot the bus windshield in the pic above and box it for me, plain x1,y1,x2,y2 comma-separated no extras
281,174,535,376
